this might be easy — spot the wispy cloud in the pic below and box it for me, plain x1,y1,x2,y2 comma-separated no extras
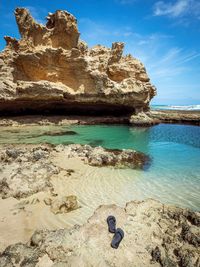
79,18,136,46
134,43,200,80
153,0,189,17
153,0,200,19
116,0,136,4
23,6,47,24
145,46,200,104
137,33,173,46
117,29,200,104
1,6,48,27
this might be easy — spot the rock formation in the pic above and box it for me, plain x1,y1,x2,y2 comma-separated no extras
0,8,156,124
151,110,200,126
0,145,59,199
44,195,79,214
0,199,199,267
55,144,150,169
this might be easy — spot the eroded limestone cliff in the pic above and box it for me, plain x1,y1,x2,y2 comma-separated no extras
0,8,156,123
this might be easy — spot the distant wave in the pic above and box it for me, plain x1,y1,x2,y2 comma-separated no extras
151,105,200,111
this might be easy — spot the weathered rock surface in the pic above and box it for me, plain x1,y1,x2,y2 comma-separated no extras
0,7,156,124
130,111,160,126
44,195,79,214
55,144,150,169
0,145,59,199
0,199,199,267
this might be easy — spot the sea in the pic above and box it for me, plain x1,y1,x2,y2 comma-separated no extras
151,104,200,111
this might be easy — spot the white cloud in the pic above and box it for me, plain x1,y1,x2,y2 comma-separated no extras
153,0,200,19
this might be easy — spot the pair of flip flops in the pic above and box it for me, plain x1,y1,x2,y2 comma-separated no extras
107,216,124,249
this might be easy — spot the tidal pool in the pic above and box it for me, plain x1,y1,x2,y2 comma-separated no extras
0,123,200,211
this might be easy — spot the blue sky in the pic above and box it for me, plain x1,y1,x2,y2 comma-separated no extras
0,0,200,105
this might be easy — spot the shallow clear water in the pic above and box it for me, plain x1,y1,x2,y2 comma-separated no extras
0,124,200,211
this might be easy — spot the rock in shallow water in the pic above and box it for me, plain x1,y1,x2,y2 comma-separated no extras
44,195,79,214
61,144,151,169
43,130,78,136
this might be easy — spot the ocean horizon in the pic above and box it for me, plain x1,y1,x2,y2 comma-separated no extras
151,104,200,111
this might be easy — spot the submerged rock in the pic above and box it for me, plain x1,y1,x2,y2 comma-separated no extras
43,130,78,136
88,139,104,147
0,7,156,124
44,195,79,214
0,199,199,267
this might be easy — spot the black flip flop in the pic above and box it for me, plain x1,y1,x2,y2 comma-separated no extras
111,228,124,249
107,215,116,233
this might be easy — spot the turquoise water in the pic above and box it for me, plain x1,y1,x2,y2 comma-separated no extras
1,124,200,210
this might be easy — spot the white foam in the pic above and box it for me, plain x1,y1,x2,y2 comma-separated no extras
169,105,200,110
152,105,200,111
